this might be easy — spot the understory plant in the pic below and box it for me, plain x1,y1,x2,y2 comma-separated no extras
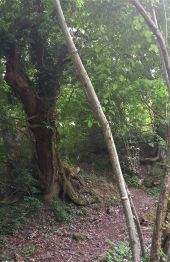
102,241,132,262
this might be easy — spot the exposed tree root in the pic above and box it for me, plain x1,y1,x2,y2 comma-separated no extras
0,162,99,206
61,162,99,206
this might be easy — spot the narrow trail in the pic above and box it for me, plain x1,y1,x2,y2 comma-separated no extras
0,184,156,262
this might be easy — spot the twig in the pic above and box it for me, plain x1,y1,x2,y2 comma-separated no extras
67,255,72,262
60,247,82,257
65,251,82,257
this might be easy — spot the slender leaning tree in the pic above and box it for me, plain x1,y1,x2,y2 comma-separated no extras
53,0,141,261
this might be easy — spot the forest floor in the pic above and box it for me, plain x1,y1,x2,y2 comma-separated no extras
0,167,157,262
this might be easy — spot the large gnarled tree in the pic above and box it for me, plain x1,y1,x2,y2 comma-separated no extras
0,0,90,203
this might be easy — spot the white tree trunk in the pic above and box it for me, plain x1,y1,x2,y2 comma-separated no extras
53,1,140,261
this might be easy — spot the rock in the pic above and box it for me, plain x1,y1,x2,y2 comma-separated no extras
72,232,90,241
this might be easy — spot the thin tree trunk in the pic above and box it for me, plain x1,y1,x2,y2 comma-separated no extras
53,1,140,261
126,186,146,257
151,124,170,262
130,1,170,261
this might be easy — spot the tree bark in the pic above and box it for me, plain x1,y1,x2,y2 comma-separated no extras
54,1,140,261
30,120,62,198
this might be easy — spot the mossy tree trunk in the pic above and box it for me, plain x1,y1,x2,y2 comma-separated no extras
1,0,98,205
5,47,63,199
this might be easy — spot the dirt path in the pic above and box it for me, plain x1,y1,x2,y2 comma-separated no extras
0,186,156,262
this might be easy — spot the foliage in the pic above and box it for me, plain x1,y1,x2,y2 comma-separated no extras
21,196,43,215
50,200,87,223
0,205,26,236
50,199,69,223
102,241,132,262
19,245,37,258
0,159,42,198
57,3,168,165
0,197,43,237
0,245,37,261
0,0,168,173
0,2,170,261
148,187,160,198
125,174,142,188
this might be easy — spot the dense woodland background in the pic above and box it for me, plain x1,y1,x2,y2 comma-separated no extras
0,0,170,261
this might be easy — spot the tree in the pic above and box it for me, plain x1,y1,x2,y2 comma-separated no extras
0,0,93,203
1,0,169,260
129,0,170,261
54,0,142,261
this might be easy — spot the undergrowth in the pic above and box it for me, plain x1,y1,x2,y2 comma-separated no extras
0,197,88,241
19,245,37,258
148,187,160,198
0,196,43,237
50,200,88,223
101,240,132,262
101,241,153,262
125,174,142,188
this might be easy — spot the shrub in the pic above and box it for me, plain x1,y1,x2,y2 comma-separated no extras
125,174,141,187
21,196,43,215
50,200,69,223
148,187,160,198
0,197,43,238
0,205,26,236
102,241,132,262
19,245,36,258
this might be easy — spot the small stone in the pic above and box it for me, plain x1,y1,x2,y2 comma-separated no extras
72,232,89,241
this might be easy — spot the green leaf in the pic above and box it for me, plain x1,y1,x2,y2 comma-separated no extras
95,46,101,53
104,99,108,105
119,75,125,82
112,84,118,90
149,44,159,54
75,0,84,7
144,30,153,42
87,119,93,128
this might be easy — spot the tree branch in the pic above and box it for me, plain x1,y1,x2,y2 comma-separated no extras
130,0,170,94
5,47,37,116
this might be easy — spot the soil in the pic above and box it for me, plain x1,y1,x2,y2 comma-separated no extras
0,170,157,262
